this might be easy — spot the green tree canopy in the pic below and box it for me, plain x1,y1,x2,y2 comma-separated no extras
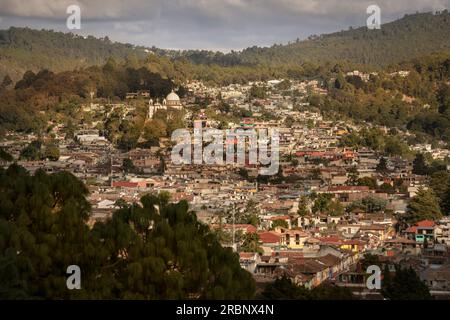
413,153,429,175
0,164,255,299
382,266,431,300
260,275,356,300
405,187,443,223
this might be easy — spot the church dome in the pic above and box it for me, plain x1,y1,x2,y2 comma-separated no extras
166,90,180,102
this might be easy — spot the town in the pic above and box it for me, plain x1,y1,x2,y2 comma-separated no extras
2,73,449,299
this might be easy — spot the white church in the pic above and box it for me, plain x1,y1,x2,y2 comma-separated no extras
148,90,183,119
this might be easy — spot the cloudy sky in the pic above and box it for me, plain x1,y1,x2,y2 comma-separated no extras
0,0,448,51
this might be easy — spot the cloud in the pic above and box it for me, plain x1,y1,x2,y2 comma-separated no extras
0,0,448,50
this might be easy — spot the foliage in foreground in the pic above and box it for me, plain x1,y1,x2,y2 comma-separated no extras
260,275,356,300
0,164,255,299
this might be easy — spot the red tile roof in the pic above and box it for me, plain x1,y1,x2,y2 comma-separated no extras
239,252,257,259
222,224,257,234
112,181,139,188
416,220,435,228
405,220,435,234
269,215,291,221
317,236,343,245
405,226,418,233
328,186,370,192
258,231,281,244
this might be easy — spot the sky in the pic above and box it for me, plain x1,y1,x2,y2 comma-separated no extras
0,0,449,51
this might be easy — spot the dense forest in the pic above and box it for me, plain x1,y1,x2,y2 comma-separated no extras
163,11,450,68
0,164,255,299
0,27,151,82
1,11,450,84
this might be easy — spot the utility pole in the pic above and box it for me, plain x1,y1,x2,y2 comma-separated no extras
110,150,113,188
232,202,236,252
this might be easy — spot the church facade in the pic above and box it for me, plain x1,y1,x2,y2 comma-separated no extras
148,90,183,119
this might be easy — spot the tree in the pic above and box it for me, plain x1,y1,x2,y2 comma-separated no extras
276,79,291,91
379,183,395,193
382,266,431,300
249,85,266,99
376,157,388,172
347,166,359,185
260,275,356,300
240,233,262,254
360,253,381,270
218,101,231,113
0,148,13,162
64,120,76,140
442,186,450,216
310,283,356,300
19,140,42,160
117,120,140,151
271,219,289,229
312,194,344,216
297,196,310,216
334,73,347,90
260,275,310,300
412,153,428,175
229,200,260,227
357,177,377,189
122,158,136,174
405,188,442,223
238,168,250,180
0,164,256,299
312,194,333,214
114,198,129,209
429,171,450,214
284,116,294,128
348,196,387,213
327,200,345,217
43,143,60,161
1,75,12,88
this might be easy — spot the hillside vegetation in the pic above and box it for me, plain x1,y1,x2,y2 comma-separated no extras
169,11,450,68
0,27,148,81
1,11,450,83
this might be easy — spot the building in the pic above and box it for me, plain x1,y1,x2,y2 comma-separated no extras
148,90,183,119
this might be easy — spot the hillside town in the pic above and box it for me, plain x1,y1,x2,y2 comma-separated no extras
1,76,449,299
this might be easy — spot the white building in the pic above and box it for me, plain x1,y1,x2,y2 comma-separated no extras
148,90,183,119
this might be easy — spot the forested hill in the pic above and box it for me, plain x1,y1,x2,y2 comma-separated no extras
1,11,450,83
167,11,450,68
0,27,149,82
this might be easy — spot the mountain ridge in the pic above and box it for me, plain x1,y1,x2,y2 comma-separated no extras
165,11,450,68
1,11,450,82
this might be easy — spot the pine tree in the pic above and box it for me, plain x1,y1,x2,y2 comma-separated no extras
0,164,256,300
412,153,428,175
406,187,442,223
376,157,388,172
297,196,309,216
382,266,431,300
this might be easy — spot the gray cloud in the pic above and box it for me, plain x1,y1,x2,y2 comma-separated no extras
0,0,448,50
